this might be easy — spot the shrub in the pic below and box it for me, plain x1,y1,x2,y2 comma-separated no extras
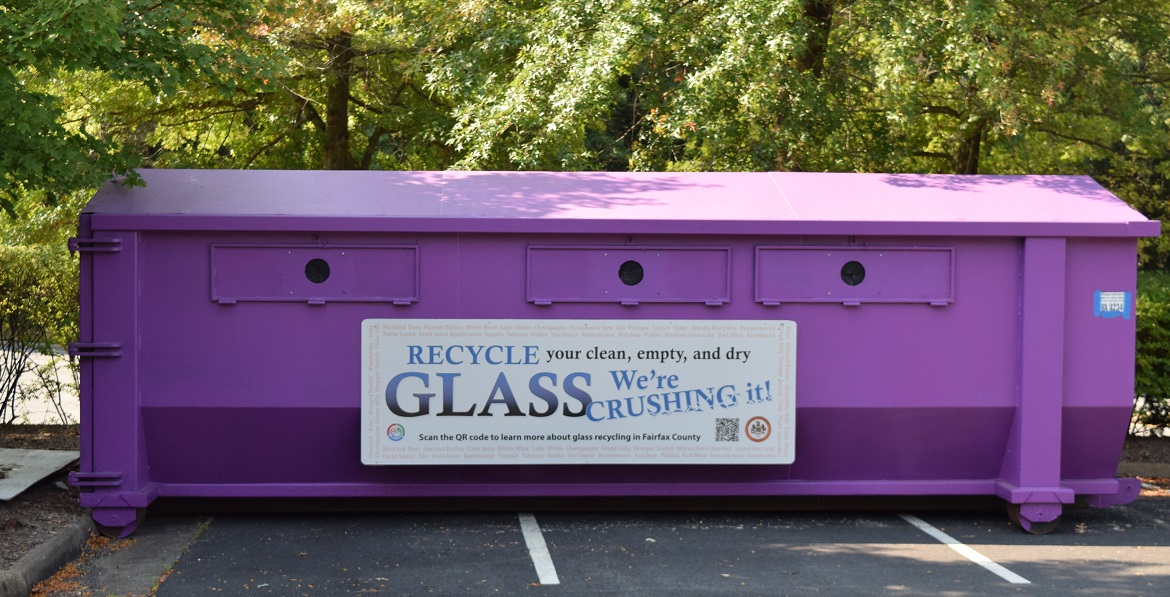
0,245,78,424
1135,271,1170,436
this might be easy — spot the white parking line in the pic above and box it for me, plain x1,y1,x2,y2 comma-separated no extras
899,514,1031,585
519,513,560,586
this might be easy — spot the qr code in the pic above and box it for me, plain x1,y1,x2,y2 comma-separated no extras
715,418,740,442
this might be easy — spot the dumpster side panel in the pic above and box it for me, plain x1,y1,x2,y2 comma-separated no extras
1061,238,1139,479
131,231,1033,490
1063,238,1139,409
788,238,1020,480
75,232,155,513
788,238,1020,407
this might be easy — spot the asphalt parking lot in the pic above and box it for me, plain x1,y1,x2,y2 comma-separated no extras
53,495,1169,597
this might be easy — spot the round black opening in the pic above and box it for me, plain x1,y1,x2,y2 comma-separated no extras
618,260,644,286
305,258,331,284
840,261,865,286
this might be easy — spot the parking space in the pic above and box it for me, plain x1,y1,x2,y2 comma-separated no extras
155,513,535,594
907,501,1170,595
535,511,1013,595
147,498,1169,596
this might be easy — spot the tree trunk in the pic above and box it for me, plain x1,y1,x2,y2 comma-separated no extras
955,118,986,174
324,32,355,170
795,0,834,77
776,1,836,170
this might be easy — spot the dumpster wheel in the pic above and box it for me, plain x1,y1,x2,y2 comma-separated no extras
94,508,145,538
1006,503,1060,535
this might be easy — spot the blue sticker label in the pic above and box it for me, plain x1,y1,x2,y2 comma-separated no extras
1094,291,1131,319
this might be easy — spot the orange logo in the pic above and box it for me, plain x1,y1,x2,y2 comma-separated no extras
745,417,772,442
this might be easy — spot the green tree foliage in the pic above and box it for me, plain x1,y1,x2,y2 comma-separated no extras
0,245,77,424
446,1,1170,177
0,0,271,215
1136,271,1170,434
71,1,464,172
5,1,1170,253
0,1,271,215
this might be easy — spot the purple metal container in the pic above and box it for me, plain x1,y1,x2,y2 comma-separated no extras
69,170,1160,536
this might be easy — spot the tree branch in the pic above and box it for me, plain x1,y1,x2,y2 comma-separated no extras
408,80,450,109
360,126,388,170
157,106,260,127
1076,0,1112,15
348,93,385,114
243,133,287,168
103,96,267,122
1035,127,1117,153
283,89,327,133
921,105,961,118
912,150,953,160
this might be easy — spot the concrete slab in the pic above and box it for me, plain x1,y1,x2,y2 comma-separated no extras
1119,461,1170,477
78,516,210,597
0,449,78,501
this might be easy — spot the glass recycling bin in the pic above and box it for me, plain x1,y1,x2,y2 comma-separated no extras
69,170,1160,535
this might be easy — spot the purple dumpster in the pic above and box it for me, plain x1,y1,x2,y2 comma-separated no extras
70,170,1159,536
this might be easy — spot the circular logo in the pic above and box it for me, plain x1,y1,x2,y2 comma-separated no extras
744,416,772,442
387,423,406,442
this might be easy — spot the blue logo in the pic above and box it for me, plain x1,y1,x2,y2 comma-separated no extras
387,423,406,441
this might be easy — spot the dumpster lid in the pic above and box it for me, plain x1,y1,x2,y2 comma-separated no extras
84,170,1161,237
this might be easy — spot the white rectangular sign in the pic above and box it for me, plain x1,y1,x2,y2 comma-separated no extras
361,319,795,465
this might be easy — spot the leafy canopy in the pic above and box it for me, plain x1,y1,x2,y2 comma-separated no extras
0,0,269,215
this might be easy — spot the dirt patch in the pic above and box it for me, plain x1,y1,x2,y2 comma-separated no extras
0,425,84,570
1121,435,1170,464
1,424,81,451
29,533,147,597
